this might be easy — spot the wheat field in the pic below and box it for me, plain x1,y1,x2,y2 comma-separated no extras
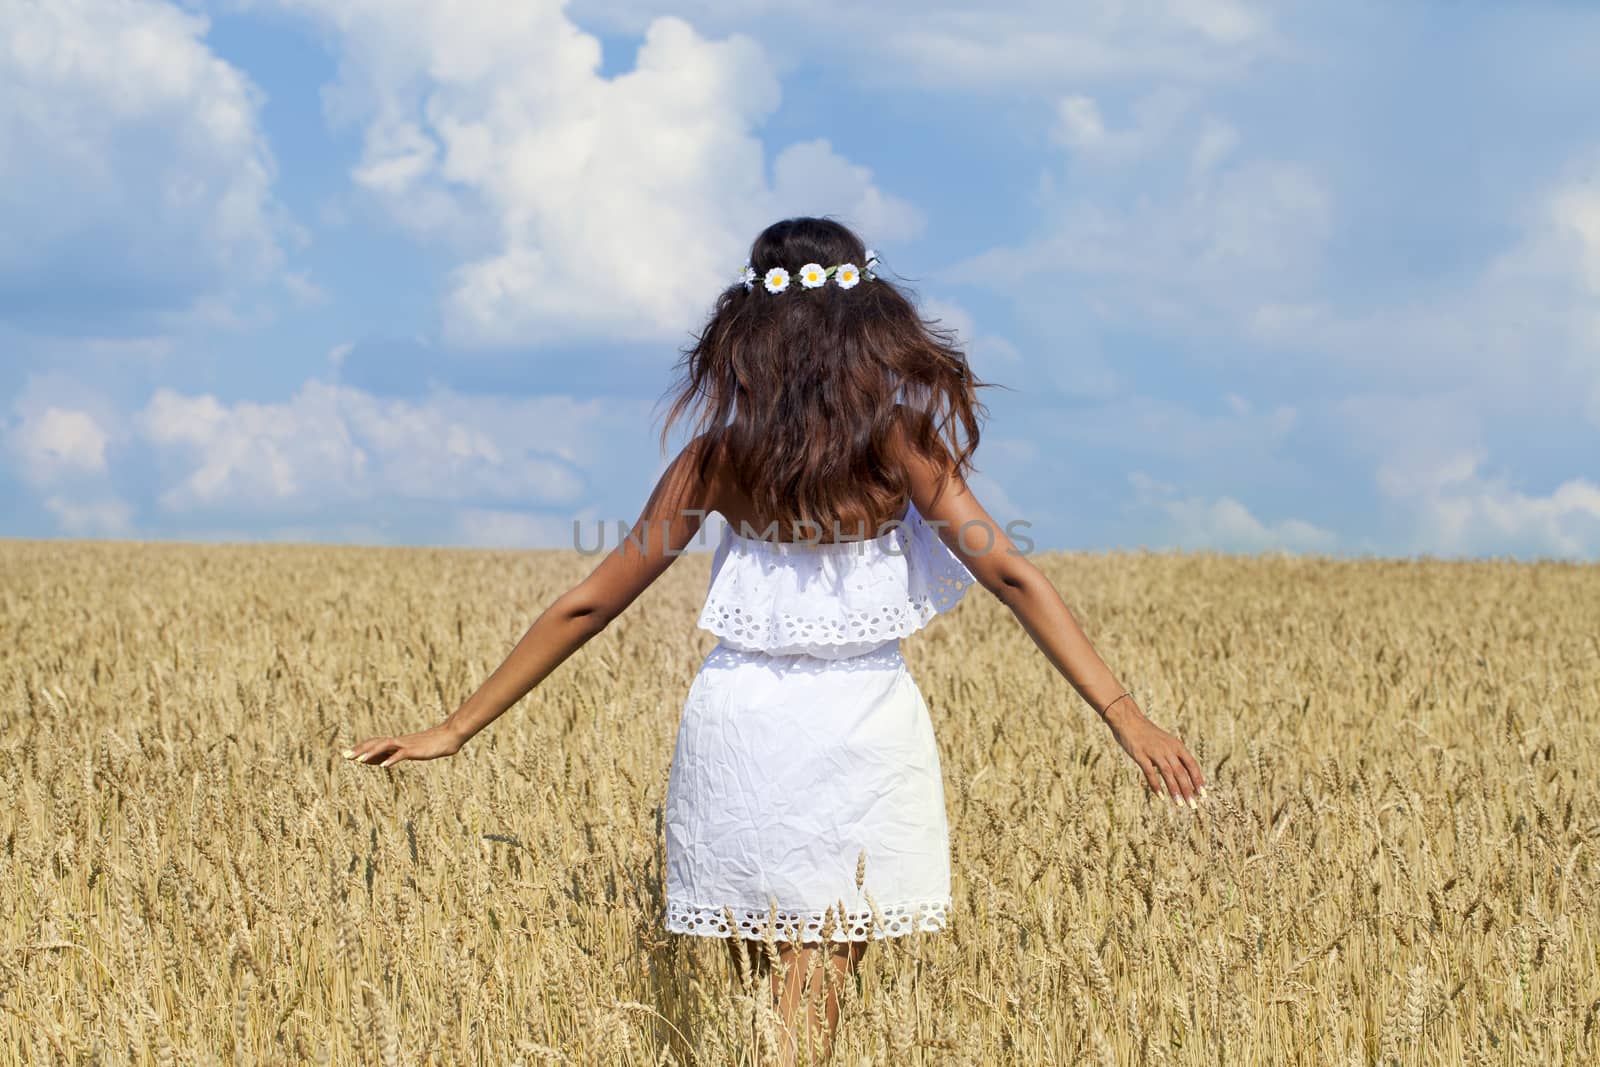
1,538,1596,1065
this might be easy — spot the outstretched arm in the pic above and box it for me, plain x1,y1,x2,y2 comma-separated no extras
343,435,719,768
892,425,1207,807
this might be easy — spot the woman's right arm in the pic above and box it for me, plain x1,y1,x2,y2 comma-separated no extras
892,427,1206,807
343,433,720,768
434,436,717,748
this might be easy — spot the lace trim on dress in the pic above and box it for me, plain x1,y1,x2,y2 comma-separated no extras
665,896,951,942
698,501,976,658
700,640,904,673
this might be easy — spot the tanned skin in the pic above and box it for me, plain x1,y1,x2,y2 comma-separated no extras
342,421,1206,1064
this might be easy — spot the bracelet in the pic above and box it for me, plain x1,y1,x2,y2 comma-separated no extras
1097,690,1133,717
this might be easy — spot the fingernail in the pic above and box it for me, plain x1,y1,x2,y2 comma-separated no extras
1199,786,1209,797
1186,796,1198,810
341,749,354,759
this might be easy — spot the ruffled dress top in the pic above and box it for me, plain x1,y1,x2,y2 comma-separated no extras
663,500,977,943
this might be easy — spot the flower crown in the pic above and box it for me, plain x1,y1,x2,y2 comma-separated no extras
740,250,881,293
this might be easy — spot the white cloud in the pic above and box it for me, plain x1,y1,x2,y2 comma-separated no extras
1127,470,1177,496
1165,494,1337,554
453,506,603,551
4,378,130,542
1189,116,1240,177
266,1,918,347
1339,391,1600,560
1551,173,1600,294
0,326,177,364
570,0,1279,90
0,0,288,324
1029,314,1124,399
965,471,1025,533
919,298,978,342
960,79,1600,562
952,129,1331,336
132,378,625,514
885,1,1273,88
1393,452,1600,561
43,495,133,538
985,437,1040,466
1249,161,1600,420
1237,162,1600,559
1052,392,1302,468
569,1,1280,98
1544,170,1600,430
771,140,924,244
454,503,733,553
8,406,109,483
1056,95,1107,148
1052,88,1195,165
1128,471,1337,554
918,298,1025,384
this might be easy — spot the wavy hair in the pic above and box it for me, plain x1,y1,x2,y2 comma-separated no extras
658,216,995,538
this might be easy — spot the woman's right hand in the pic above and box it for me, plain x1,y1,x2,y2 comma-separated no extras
1103,703,1207,807
341,724,464,768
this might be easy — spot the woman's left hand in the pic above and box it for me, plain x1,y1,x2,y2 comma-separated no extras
1103,703,1206,807
342,724,463,768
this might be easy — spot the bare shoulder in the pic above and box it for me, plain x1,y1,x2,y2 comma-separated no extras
885,411,1026,595
658,430,729,514
884,404,957,500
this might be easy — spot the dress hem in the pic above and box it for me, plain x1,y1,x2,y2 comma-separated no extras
664,895,951,943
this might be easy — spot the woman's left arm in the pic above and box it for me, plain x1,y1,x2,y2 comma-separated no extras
343,435,719,767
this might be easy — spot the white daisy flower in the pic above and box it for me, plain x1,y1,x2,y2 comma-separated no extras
835,263,861,289
763,267,790,293
798,262,827,288
741,266,756,290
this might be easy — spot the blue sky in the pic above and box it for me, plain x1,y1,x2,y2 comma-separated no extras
3,0,1598,560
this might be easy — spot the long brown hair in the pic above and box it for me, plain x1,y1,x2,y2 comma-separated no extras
658,216,995,537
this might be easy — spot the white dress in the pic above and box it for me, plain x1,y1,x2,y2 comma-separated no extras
663,499,977,943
